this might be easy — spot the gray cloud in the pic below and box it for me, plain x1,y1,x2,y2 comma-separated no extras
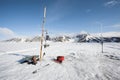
112,24,120,28
86,9,91,13
0,27,15,40
104,0,120,7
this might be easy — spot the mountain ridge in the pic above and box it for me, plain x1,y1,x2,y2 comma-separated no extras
1,32,120,43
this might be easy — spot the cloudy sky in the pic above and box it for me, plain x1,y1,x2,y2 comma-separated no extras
0,0,120,40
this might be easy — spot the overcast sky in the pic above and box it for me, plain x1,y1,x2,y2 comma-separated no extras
0,0,120,40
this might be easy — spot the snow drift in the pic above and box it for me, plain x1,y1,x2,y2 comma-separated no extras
0,42,120,80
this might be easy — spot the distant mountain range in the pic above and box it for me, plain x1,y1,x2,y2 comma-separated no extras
75,32,120,43
2,36,41,42
2,32,120,43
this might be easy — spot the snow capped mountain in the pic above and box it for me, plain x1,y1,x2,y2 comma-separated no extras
2,32,120,43
73,32,120,43
2,36,41,42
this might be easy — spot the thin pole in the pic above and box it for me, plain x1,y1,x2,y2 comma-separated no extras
100,23,103,53
45,30,48,45
40,7,46,61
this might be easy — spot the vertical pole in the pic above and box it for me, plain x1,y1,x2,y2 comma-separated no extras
40,7,46,61
45,30,47,45
100,23,103,53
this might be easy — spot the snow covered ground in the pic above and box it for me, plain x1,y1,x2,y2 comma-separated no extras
0,42,120,80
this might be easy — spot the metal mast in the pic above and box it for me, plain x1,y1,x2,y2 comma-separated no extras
100,23,103,53
40,7,46,61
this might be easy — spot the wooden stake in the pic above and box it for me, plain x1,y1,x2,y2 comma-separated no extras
40,7,46,61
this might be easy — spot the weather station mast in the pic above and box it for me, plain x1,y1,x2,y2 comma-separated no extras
100,23,103,53
40,6,46,61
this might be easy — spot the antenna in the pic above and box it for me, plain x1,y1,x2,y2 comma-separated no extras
40,6,46,61
44,7,46,18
